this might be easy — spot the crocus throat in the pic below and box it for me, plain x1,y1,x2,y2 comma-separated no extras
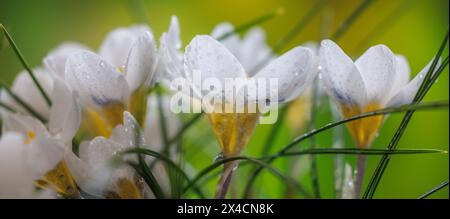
340,103,384,148
208,104,260,157
129,87,148,127
36,161,79,198
79,103,126,138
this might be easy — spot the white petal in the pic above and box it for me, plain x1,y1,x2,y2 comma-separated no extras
184,35,246,93
168,15,182,50
43,42,90,78
99,25,151,67
10,68,53,118
240,27,273,75
387,58,442,107
253,46,318,102
389,55,411,98
65,51,130,106
211,22,241,58
0,132,35,198
355,45,396,104
28,137,64,180
110,111,144,149
64,146,90,188
125,31,157,91
49,77,81,143
319,40,367,107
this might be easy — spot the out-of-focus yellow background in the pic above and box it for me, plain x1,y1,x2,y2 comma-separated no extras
0,0,448,198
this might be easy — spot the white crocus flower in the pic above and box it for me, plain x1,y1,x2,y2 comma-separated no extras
1,78,81,198
182,35,318,157
65,111,144,199
319,39,439,147
65,26,157,137
211,23,273,76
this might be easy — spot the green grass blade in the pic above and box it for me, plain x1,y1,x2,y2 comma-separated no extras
0,24,52,107
123,147,206,198
0,81,47,123
127,161,165,199
418,181,449,199
0,100,15,113
216,8,284,41
363,31,449,199
331,0,376,41
269,148,447,158
243,101,449,197
183,156,312,198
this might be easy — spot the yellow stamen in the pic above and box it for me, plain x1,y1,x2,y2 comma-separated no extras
208,104,259,157
24,130,36,145
36,161,79,198
341,103,384,148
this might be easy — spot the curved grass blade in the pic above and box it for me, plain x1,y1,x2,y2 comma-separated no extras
0,24,52,107
418,181,449,199
0,100,15,113
123,147,206,198
183,156,313,198
0,81,47,123
216,8,285,41
363,31,449,199
331,0,376,41
126,161,165,199
243,101,449,197
270,148,447,158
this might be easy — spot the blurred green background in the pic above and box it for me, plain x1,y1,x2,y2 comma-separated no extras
0,0,448,198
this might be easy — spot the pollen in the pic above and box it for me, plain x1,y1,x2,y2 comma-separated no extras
24,130,36,144
118,65,126,74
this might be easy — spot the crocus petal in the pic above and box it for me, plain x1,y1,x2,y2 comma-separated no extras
387,58,442,107
355,45,397,104
184,35,246,94
211,22,241,57
157,17,184,83
49,77,81,143
389,55,411,99
65,51,130,106
99,25,151,67
0,132,34,198
319,40,367,107
253,46,318,102
43,42,90,78
28,137,64,180
125,31,157,91
10,69,53,118
64,148,90,190
240,27,273,76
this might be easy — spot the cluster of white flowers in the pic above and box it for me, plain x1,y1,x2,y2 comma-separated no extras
0,15,436,199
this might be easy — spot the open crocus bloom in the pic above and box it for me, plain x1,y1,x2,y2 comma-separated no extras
65,26,157,138
65,112,144,199
319,39,440,147
1,78,81,198
211,23,273,75
182,35,318,158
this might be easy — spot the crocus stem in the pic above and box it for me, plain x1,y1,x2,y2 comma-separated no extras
354,155,367,198
215,161,238,199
